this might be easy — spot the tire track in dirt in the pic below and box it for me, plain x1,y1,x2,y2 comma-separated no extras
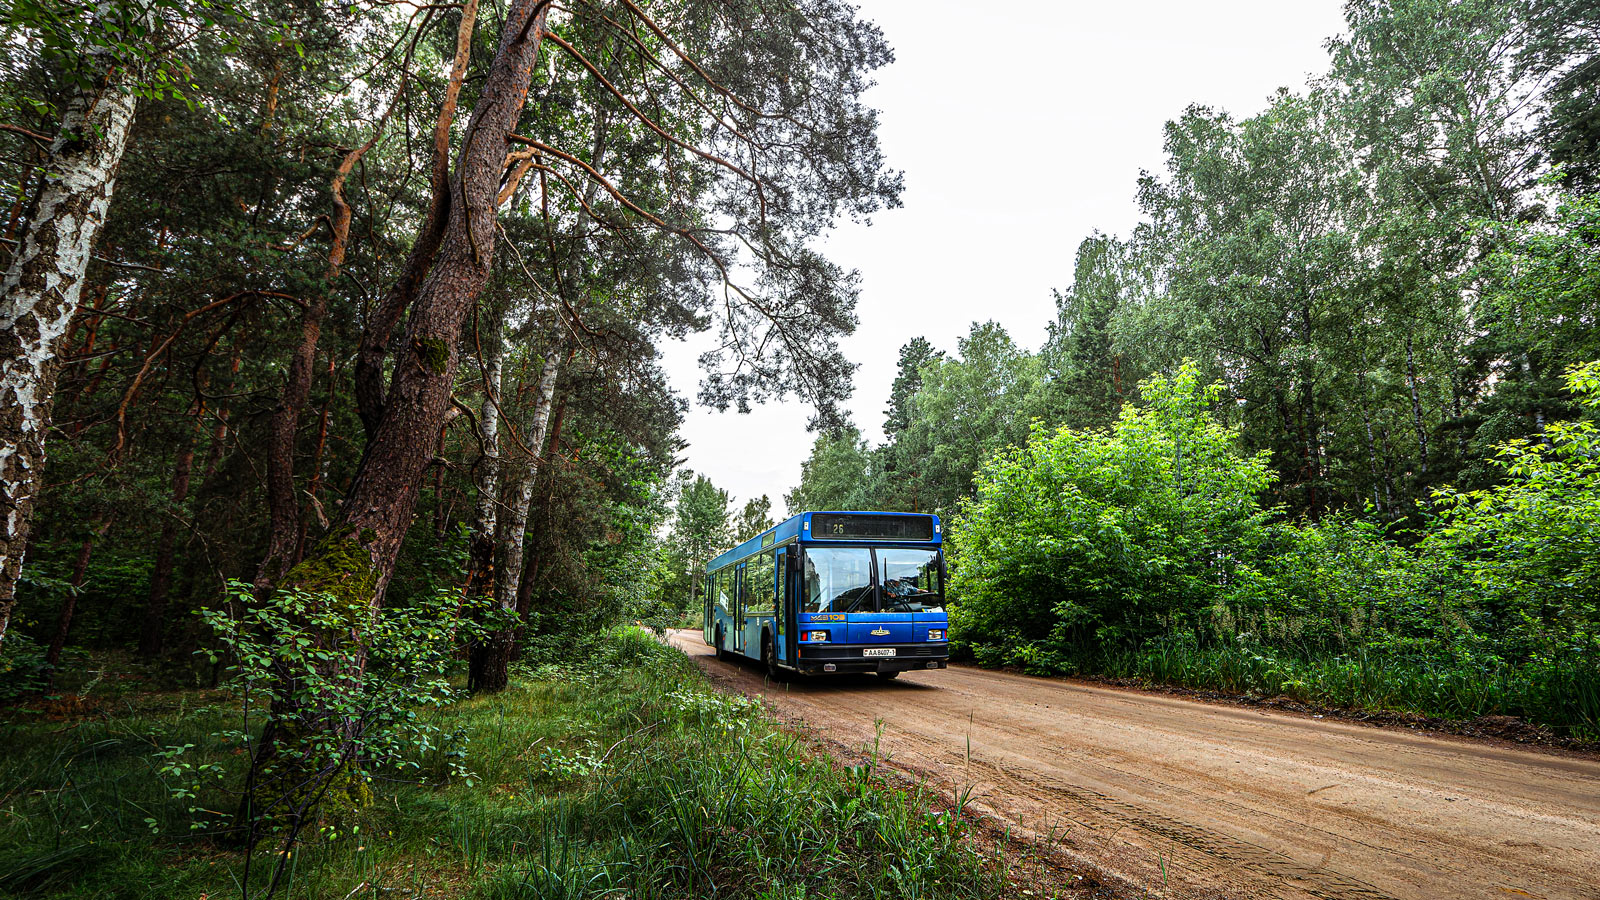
669,630,1600,900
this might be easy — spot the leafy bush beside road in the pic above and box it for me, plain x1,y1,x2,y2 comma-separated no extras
949,363,1600,738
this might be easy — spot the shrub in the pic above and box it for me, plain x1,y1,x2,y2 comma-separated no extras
949,362,1275,667
949,359,1600,737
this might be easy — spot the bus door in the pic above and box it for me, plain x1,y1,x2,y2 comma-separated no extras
777,548,795,663
707,570,720,646
734,563,746,653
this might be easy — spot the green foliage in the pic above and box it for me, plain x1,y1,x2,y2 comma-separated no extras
0,0,264,108
0,630,1015,899
0,632,48,702
783,426,879,513
1480,188,1600,368
894,322,1042,515
883,336,942,438
787,323,1043,517
950,360,1600,737
1424,361,1600,663
661,472,731,614
168,576,493,840
1038,234,1134,432
734,494,775,542
949,362,1275,665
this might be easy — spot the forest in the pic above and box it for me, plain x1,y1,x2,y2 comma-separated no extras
0,0,1597,897
785,1,1600,737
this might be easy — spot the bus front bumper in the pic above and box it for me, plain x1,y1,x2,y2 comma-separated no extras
793,642,949,674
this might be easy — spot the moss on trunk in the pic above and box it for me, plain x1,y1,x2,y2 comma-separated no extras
242,529,382,833
278,529,380,620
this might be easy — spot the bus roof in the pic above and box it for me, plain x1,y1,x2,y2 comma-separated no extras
705,510,941,572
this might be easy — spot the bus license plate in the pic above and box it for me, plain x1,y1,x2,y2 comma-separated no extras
863,648,896,657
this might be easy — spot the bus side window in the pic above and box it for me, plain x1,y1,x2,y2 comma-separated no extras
747,551,775,617
768,547,780,630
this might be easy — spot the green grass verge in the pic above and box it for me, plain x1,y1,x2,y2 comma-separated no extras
0,629,1028,900
1092,642,1600,740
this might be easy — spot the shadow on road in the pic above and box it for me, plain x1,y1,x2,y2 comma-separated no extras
697,648,942,694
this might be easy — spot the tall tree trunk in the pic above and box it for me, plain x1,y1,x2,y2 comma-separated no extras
140,399,204,657
297,355,337,560
355,0,481,437
462,343,502,675
1405,334,1429,479
1355,368,1391,515
0,64,139,645
242,0,550,827
255,100,396,594
323,0,549,599
44,518,109,689
471,349,559,693
510,387,568,653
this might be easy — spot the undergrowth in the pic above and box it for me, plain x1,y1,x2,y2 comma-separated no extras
0,629,1031,900
1098,640,1600,738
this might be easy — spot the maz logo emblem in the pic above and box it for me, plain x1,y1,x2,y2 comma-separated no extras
870,627,890,636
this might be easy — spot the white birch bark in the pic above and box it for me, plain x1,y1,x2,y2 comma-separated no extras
0,71,139,642
471,350,504,551
493,351,561,612
1405,334,1429,479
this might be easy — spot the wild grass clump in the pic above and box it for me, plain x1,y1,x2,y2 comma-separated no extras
1101,639,1600,735
462,628,1004,900
0,629,1012,900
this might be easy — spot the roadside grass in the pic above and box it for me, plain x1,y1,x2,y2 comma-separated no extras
1095,642,1600,740
0,629,1046,900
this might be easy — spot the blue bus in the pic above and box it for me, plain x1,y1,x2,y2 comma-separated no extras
703,510,949,679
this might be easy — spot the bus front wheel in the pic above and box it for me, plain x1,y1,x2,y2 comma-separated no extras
763,635,787,682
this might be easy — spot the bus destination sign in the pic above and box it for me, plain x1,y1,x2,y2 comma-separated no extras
810,513,934,542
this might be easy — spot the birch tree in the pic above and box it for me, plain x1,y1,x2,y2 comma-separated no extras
0,4,150,641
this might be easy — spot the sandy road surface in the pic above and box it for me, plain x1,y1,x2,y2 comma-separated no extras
667,630,1600,900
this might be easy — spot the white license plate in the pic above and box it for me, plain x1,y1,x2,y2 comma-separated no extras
863,648,896,658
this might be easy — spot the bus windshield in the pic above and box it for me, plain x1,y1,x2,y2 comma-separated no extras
801,547,945,614
803,548,873,613
879,548,943,612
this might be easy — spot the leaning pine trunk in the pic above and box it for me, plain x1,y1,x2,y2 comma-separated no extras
470,350,560,693
354,0,480,438
239,0,550,830
0,63,139,644
255,86,398,595
318,0,549,599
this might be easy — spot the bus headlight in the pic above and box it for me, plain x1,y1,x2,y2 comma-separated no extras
927,629,945,641
804,630,830,642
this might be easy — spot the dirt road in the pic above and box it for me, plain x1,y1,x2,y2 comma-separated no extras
667,630,1600,900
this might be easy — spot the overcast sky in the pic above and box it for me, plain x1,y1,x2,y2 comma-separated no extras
658,0,1350,517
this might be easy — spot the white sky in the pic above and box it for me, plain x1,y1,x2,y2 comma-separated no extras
659,0,1349,517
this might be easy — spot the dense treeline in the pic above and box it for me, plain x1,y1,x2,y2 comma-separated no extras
786,0,1600,736
0,0,898,859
